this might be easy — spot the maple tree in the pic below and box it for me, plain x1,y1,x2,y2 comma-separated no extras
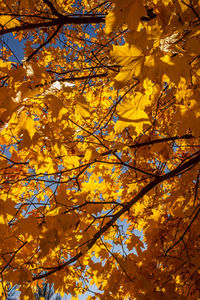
0,0,200,298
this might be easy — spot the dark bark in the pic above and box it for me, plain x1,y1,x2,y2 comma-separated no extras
0,15,105,36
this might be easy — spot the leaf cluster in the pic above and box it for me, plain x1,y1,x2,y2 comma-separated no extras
0,0,200,299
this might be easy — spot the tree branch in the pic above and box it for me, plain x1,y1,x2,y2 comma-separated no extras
101,134,195,157
0,15,105,36
128,134,195,149
32,151,200,281
43,0,64,18
58,73,108,81
165,207,200,256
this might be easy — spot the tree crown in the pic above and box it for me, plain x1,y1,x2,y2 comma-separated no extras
0,0,200,299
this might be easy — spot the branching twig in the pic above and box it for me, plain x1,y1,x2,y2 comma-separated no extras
32,152,200,281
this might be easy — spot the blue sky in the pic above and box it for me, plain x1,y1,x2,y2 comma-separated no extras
0,33,25,62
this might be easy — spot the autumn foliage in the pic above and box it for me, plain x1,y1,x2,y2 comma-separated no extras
0,0,200,299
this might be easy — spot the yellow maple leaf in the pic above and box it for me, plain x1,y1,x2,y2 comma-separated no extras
106,0,146,33
111,43,144,88
151,143,171,162
75,95,91,119
173,102,200,137
23,116,36,139
126,233,144,256
0,16,20,28
84,146,101,162
115,98,150,135
105,11,117,34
